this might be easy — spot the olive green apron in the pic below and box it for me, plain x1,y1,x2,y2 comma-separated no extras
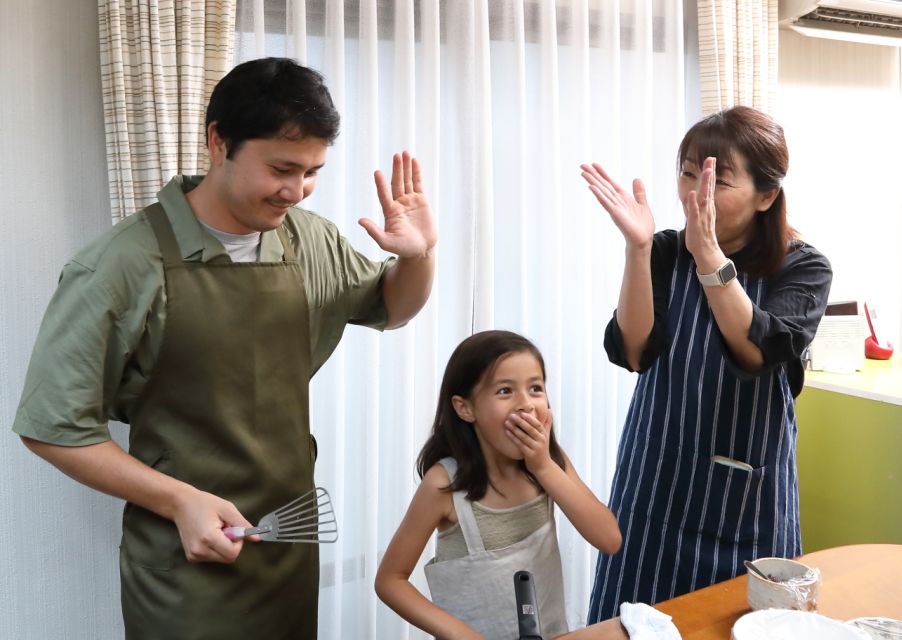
120,204,319,639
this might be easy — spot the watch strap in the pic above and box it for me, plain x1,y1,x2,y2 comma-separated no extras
697,259,736,287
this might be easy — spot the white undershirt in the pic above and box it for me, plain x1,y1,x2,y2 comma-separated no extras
199,221,261,263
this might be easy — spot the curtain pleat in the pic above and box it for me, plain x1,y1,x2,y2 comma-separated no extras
253,0,265,55
318,2,349,637
288,0,307,62
559,0,592,621
537,0,563,396
98,0,235,222
697,0,777,115
354,4,380,636
473,1,496,333
232,2,687,635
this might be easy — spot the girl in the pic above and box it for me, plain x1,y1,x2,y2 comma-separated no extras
375,330,621,639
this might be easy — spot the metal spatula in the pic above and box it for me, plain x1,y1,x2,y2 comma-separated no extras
223,486,338,543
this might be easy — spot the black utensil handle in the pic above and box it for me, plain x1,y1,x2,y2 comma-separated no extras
514,570,543,640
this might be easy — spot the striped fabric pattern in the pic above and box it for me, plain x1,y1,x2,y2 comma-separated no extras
697,0,778,115
587,238,801,622
99,0,236,222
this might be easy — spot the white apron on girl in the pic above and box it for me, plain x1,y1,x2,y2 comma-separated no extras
424,457,569,639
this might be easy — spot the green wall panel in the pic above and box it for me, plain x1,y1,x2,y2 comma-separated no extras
796,387,902,552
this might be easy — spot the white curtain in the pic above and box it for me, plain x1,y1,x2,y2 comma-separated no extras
99,0,236,222
234,1,687,635
697,0,778,115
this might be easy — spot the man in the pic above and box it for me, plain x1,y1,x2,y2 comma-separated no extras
13,58,436,638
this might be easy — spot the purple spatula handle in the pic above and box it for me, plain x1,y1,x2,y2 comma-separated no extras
222,527,246,541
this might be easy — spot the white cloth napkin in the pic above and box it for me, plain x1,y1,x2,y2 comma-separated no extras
619,602,683,640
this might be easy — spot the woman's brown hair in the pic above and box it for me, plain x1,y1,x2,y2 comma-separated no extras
678,105,797,277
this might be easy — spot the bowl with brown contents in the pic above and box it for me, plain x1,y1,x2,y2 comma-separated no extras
746,557,820,612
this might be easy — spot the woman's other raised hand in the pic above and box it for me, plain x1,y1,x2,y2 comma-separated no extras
581,162,654,250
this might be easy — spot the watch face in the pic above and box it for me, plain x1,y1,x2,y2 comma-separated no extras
719,260,738,283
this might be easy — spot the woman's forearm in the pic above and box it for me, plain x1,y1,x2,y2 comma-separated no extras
701,279,765,371
616,244,655,371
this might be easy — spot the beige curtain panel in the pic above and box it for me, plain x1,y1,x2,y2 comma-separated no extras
99,0,236,222
697,0,778,116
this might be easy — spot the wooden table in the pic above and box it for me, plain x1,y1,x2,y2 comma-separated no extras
554,544,902,639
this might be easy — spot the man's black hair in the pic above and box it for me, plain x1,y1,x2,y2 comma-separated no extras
205,57,340,158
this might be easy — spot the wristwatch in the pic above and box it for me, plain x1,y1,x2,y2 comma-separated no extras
697,258,737,287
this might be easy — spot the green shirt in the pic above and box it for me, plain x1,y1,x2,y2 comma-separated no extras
13,175,392,446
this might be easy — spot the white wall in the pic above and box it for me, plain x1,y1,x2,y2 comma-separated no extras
0,2,123,639
777,30,902,348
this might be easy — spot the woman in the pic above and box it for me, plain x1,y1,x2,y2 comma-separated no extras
581,106,833,621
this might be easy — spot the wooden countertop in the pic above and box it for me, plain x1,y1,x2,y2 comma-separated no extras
553,544,902,639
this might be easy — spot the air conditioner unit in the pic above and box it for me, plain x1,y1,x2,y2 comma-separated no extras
779,0,902,46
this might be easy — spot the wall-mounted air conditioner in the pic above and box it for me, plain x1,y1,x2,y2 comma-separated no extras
779,0,902,46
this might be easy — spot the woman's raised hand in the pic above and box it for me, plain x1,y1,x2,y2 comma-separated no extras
683,157,723,269
581,163,654,249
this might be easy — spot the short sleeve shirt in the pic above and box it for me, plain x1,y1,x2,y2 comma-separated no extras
13,175,392,446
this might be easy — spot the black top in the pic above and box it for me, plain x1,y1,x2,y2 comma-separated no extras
604,229,833,397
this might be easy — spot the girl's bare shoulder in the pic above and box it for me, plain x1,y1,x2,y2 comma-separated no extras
421,462,457,526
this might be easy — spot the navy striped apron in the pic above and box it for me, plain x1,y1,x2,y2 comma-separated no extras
587,243,802,622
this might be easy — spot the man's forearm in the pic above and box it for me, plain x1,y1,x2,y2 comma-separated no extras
382,249,435,329
21,437,194,521
22,437,255,563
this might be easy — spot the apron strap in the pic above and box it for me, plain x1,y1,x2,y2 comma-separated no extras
437,458,486,554
146,203,184,266
276,225,297,262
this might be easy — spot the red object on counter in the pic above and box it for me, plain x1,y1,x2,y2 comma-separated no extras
865,335,894,360
863,302,894,360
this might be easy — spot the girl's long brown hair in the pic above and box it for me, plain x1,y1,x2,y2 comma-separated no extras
417,330,566,501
